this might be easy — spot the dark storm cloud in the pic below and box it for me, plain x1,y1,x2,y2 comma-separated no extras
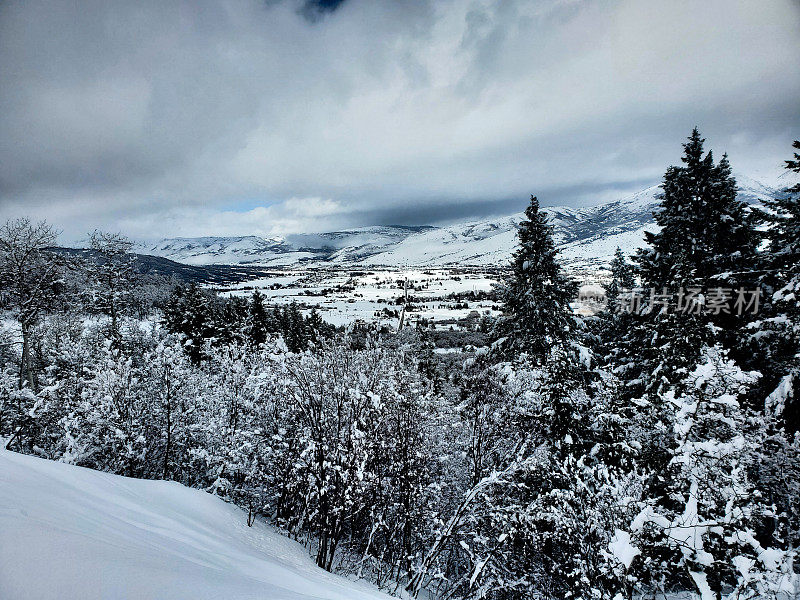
316,176,660,230
301,0,349,22
0,0,798,242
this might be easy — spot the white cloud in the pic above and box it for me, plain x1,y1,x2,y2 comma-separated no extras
110,196,350,242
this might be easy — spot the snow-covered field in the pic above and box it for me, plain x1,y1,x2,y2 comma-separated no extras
120,177,780,327
220,268,503,327
218,267,610,326
0,449,395,600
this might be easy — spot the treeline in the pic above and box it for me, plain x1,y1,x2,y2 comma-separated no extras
163,286,337,358
1,131,799,600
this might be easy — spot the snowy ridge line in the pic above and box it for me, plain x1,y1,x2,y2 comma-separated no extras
129,177,777,271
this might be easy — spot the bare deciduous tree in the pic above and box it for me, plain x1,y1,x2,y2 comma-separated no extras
88,230,137,348
0,218,61,389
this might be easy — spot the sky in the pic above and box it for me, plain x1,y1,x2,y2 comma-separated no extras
0,0,798,243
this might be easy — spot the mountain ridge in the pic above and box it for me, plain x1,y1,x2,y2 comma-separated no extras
133,177,777,272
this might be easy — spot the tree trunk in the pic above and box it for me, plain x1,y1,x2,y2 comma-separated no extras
163,392,172,480
110,301,120,351
19,321,34,390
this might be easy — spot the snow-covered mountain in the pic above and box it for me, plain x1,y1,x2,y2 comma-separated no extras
363,185,661,272
0,449,394,600
139,178,777,272
142,235,319,266
140,226,435,267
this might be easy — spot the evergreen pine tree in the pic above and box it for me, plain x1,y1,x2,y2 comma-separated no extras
751,140,800,431
608,130,760,398
163,283,217,362
462,351,640,600
627,348,798,599
285,302,306,352
305,308,330,346
494,195,577,361
87,231,137,350
762,141,800,279
214,295,247,346
637,128,758,286
247,290,271,347
604,246,636,305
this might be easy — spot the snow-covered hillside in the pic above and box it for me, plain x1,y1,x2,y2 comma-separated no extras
0,449,394,600
361,185,660,270
141,226,435,267
141,235,323,266
136,178,777,271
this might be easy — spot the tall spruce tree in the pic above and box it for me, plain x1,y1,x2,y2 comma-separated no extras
637,128,759,286
163,283,218,362
87,231,137,350
761,140,800,299
247,290,271,347
214,295,248,347
751,140,800,431
494,195,577,361
608,130,760,398
604,246,636,304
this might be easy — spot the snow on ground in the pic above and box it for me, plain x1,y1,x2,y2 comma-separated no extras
558,224,653,271
0,449,396,600
359,217,520,267
219,269,503,327
215,267,613,325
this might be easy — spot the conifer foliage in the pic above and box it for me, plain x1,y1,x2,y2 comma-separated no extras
637,128,758,287
759,140,800,284
495,195,577,360
752,140,800,431
86,231,138,349
607,130,762,399
604,246,636,303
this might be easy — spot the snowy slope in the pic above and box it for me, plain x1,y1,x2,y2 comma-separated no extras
140,227,436,266
299,226,435,263
134,178,776,270
0,449,395,600
361,185,660,269
140,235,323,266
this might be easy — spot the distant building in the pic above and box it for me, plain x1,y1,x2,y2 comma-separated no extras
578,284,606,303
573,283,607,316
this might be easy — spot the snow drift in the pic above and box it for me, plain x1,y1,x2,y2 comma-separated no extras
0,449,394,600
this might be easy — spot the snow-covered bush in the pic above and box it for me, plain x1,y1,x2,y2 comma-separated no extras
625,347,799,599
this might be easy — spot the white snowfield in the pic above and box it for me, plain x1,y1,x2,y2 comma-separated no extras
0,449,395,600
